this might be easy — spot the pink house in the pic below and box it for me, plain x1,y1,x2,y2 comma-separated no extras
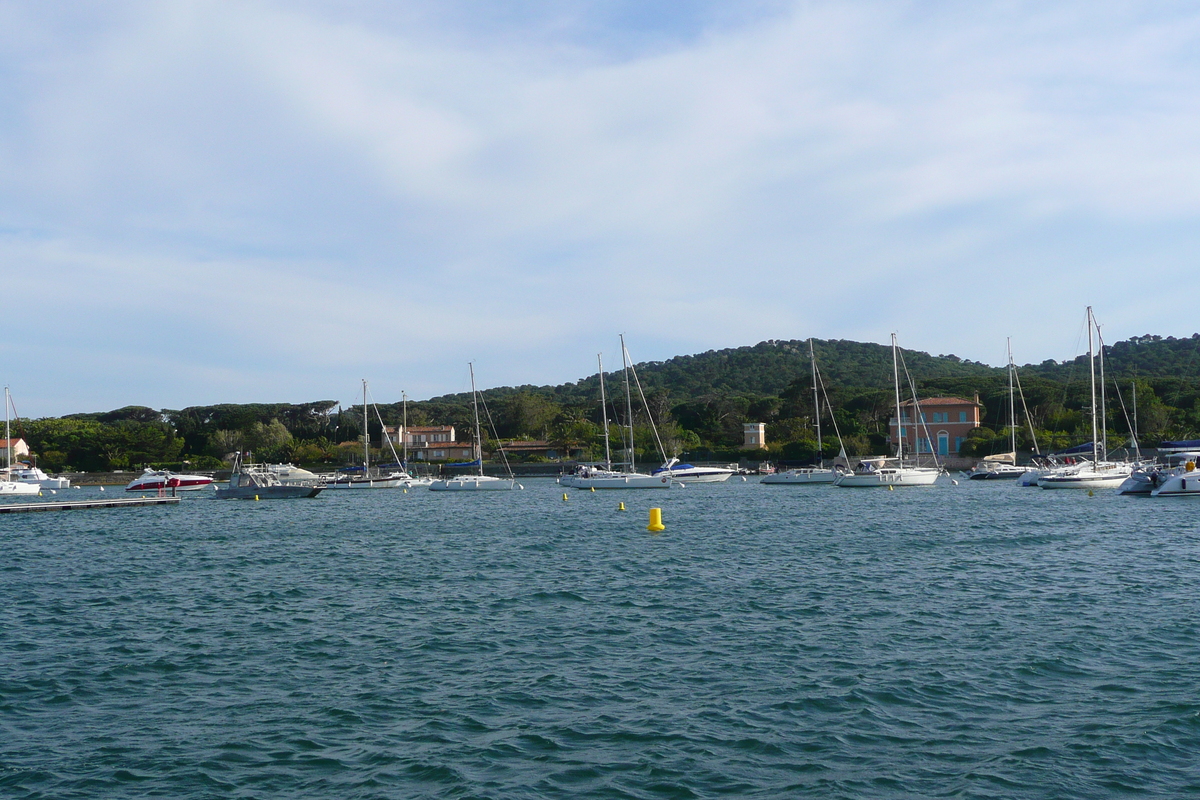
888,396,981,457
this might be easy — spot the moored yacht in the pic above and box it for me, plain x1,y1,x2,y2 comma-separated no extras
652,458,734,483
429,363,522,492
125,468,214,492
833,335,943,488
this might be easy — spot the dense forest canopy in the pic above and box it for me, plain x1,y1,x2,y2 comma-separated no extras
14,335,1200,471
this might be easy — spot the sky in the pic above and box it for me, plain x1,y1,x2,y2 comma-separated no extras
3,0,1200,416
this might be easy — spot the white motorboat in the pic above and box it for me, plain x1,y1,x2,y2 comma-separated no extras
265,463,320,485
1,388,44,496
834,335,943,488
125,467,214,492
1117,453,1200,496
8,465,70,489
652,458,734,483
215,455,323,499
430,364,522,492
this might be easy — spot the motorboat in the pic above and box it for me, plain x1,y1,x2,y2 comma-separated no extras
8,465,71,489
265,463,320,485
215,457,323,499
1149,456,1200,497
652,458,734,483
125,467,214,492
834,457,941,487
761,466,845,485
1117,453,1200,496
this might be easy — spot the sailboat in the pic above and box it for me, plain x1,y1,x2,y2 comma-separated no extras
965,339,1027,480
1038,308,1132,489
1,387,41,496
833,334,941,487
324,380,407,489
429,364,522,491
762,338,849,485
560,338,678,489
397,391,433,488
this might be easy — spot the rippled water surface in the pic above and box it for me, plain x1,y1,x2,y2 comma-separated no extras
3,480,1200,798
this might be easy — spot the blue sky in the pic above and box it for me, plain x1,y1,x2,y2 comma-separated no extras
3,1,1200,416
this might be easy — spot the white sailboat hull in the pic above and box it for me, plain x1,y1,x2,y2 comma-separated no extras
560,471,671,489
761,468,840,485
429,476,521,491
834,467,940,487
1037,466,1131,490
324,475,407,489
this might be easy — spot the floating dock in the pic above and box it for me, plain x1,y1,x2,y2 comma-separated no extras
0,496,181,514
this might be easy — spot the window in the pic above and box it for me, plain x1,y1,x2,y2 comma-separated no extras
955,436,963,452
938,432,949,456
919,413,927,423
959,411,968,422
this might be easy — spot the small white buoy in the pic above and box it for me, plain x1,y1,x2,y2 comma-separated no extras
100,486,105,492
741,476,747,482
951,479,958,485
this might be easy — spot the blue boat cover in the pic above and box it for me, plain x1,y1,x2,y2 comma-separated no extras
652,464,694,474
1051,442,1096,456
1160,440,1200,450
445,459,482,467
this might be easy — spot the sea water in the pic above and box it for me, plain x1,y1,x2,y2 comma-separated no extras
2,480,1199,798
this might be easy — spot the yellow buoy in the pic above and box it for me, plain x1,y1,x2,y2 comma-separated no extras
618,501,626,511
888,484,894,491
590,486,595,492
403,488,407,494
563,493,568,501
647,507,665,532
1087,489,1094,497
255,494,260,501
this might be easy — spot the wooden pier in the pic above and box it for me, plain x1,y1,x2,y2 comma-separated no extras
0,496,181,514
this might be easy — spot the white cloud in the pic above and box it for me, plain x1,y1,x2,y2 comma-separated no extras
4,0,1200,414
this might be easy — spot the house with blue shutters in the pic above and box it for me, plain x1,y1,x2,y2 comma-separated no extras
888,395,981,458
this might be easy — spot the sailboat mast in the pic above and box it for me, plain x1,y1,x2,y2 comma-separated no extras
892,333,903,460
470,362,484,474
4,387,9,472
1088,307,1098,465
402,391,408,465
362,379,370,473
598,354,612,470
620,334,636,473
1098,323,1108,459
810,338,822,466
1008,338,1017,457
